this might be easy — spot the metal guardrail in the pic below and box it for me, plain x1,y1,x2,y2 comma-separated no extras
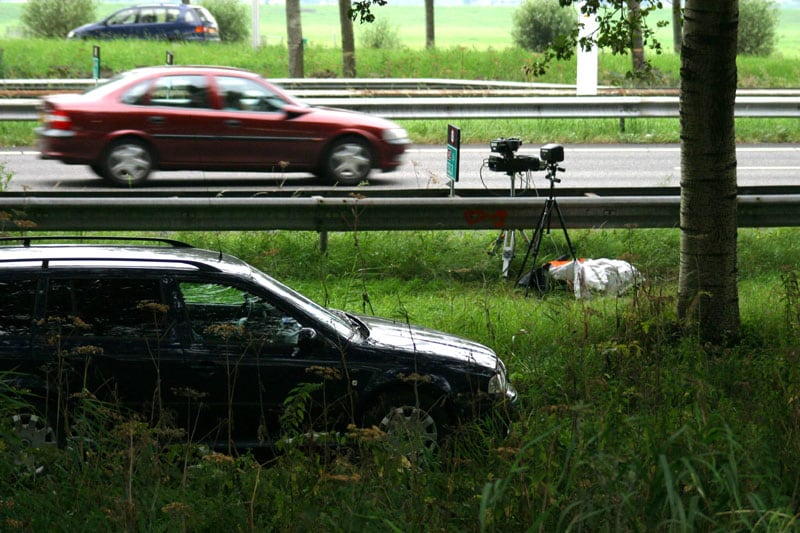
2,77,577,93
3,95,799,121
1,195,798,232
2,79,799,121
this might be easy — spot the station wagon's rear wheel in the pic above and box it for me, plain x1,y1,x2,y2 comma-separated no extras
101,139,153,187
365,393,446,458
321,136,373,185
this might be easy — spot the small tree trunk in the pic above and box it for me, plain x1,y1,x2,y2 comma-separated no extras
285,0,304,78
627,0,646,73
338,0,356,77
425,0,435,49
672,0,683,54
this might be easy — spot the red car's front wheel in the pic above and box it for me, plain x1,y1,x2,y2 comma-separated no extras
321,136,373,185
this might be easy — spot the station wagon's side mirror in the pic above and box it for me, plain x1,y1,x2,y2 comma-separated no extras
294,327,320,355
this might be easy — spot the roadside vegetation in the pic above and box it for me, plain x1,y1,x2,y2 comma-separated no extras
1,3,800,530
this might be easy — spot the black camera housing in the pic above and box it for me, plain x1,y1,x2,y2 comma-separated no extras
490,137,522,156
539,143,564,164
488,154,542,173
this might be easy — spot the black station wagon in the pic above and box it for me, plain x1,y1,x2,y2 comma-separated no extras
1,237,516,453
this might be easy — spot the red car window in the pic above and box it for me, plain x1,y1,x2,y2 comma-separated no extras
149,75,211,109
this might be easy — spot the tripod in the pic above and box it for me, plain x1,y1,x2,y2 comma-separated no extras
515,161,578,295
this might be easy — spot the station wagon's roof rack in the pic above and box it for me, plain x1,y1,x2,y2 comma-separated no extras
0,256,225,273
0,236,193,248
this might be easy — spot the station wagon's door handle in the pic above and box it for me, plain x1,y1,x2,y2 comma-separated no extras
148,116,166,125
224,119,241,128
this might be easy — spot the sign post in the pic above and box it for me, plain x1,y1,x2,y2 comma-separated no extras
446,124,461,197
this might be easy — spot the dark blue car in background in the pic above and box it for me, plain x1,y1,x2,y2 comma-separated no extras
67,3,220,41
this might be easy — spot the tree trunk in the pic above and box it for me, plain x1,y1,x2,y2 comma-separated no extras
285,0,304,78
425,0,435,49
672,0,683,53
338,0,356,77
626,0,646,73
677,0,739,343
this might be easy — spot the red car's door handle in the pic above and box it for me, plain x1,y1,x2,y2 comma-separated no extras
148,116,166,125
224,119,241,128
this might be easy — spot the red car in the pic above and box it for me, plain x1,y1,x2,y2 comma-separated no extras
36,66,410,187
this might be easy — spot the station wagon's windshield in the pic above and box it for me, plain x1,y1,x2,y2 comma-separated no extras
251,269,360,340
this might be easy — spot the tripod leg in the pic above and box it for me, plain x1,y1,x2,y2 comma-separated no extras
501,229,515,278
519,199,554,295
552,199,578,261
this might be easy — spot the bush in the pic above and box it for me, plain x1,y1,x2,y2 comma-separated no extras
201,0,250,43
738,0,779,56
511,0,576,53
358,18,403,50
21,0,97,39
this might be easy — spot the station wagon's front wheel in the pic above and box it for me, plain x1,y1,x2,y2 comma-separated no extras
321,136,373,185
101,139,153,187
365,393,445,457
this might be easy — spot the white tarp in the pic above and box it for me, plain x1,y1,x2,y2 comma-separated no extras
548,259,642,299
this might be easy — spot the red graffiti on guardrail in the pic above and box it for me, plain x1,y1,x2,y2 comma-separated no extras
464,209,508,228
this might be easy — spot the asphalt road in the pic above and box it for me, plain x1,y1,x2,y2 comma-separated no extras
1,143,798,193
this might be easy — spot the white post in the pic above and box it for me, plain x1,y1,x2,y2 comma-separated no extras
251,0,261,48
576,2,598,96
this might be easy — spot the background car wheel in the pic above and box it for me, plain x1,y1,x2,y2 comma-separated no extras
321,136,373,185
101,139,153,187
364,393,446,458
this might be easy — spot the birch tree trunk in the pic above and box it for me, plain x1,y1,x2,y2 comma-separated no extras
677,0,740,343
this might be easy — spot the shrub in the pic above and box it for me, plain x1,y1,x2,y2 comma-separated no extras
201,0,250,43
511,0,576,53
21,0,97,39
738,0,779,56
358,18,403,50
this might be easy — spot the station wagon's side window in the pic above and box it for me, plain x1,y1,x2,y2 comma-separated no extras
165,7,179,23
107,8,137,26
138,8,159,24
0,279,37,337
178,281,303,348
150,75,210,109
43,277,171,339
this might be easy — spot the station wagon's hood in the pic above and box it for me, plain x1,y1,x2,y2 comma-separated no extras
357,315,500,369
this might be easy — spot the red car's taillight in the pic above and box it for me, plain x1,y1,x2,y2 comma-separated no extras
45,110,72,131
